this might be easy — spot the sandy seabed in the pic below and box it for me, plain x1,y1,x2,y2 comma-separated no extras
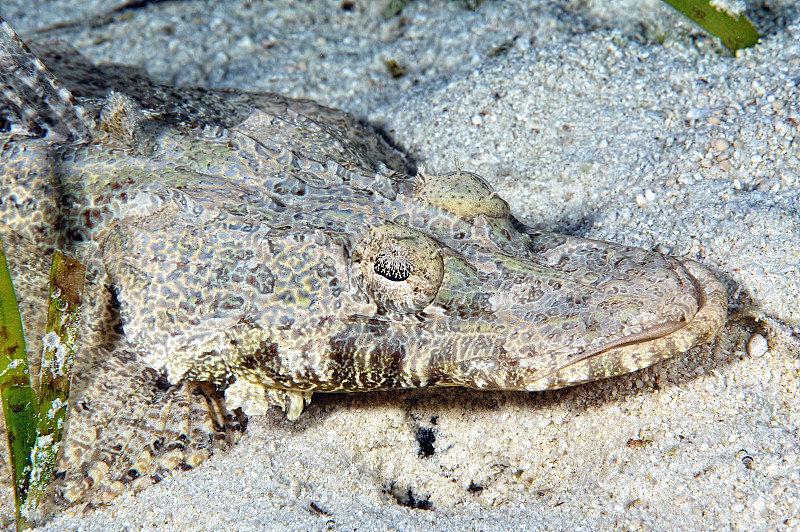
1,1,798,530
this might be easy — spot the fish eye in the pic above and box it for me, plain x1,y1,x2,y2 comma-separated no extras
351,225,444,314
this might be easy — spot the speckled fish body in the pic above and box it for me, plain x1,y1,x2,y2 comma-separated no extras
2,94,727,415
0,16,726,516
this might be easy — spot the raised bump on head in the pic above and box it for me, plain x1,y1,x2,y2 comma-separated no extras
414,167,510,219
100,91,144,147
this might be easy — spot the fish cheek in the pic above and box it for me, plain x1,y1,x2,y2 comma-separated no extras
101,216,280,382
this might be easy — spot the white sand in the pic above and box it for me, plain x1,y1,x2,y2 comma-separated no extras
1,0,798,530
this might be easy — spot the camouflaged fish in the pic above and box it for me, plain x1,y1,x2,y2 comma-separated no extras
0,17,726,520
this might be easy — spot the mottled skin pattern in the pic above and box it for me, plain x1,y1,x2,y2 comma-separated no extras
0,18,727,520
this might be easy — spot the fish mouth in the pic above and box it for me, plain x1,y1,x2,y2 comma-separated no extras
523,259,728,391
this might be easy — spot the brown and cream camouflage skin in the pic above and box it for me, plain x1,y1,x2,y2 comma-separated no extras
0,17,726,521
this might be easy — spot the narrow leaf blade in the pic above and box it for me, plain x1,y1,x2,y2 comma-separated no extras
661,0,759,53
0,235,38,531
23,252,85,519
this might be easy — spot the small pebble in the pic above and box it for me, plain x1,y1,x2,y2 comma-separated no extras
747,334,769,358
731,502,745,512
712,138,730,151
718,159,732,172
260,35,277,48
654,243,671,254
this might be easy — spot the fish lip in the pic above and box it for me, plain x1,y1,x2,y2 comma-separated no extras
524,258,728,392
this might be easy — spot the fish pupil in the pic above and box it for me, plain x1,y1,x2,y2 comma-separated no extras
374,251,413,282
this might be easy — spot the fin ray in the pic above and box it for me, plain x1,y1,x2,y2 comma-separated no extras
0,17,95,141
